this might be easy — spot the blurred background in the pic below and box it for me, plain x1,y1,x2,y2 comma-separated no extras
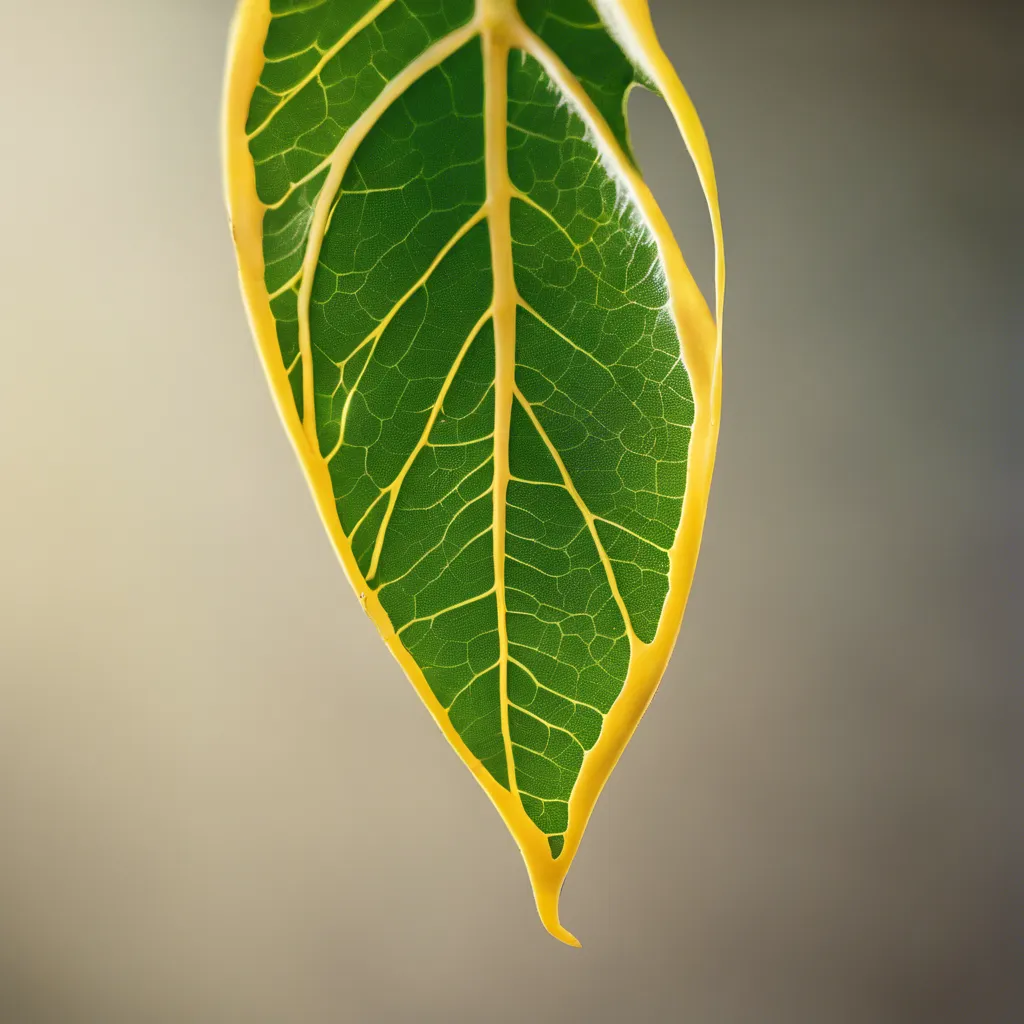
0,0,1020,1021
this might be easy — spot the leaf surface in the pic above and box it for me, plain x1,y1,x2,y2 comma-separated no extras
223,0,724,944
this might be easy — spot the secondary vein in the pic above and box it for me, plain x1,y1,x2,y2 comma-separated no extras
296,22,480,455
513,385,640,648
246,0,398,141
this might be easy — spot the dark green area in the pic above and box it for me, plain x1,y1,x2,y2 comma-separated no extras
247,9,693,857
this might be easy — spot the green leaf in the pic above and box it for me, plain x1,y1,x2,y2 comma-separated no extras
224,0,724,945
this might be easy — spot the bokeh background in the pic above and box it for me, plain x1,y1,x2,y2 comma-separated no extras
0,0,1019,1021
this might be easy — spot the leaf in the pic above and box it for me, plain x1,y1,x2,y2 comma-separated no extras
223,0,724,945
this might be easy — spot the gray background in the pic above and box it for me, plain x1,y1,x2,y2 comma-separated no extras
0,0,1019,1021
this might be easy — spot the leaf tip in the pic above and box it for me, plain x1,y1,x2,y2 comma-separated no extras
533,879,582,948
542,914,582,949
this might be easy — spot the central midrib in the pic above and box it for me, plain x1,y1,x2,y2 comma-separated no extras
481,7,520,799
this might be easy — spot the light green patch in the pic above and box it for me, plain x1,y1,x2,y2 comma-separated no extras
516,0,657,163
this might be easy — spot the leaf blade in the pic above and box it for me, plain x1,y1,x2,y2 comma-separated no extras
223,0,724,945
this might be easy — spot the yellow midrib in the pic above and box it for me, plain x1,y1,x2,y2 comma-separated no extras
480,4,520,800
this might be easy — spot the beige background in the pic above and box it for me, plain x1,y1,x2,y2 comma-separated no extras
0,1,1020,1021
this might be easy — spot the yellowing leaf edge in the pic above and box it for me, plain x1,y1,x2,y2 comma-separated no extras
222,0,724,946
